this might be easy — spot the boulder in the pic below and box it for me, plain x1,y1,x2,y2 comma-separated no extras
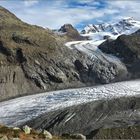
0,136,8,140
23,125,32,134
43,130,52,139
70,134,86,140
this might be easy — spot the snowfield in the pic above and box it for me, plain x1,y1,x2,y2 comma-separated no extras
0,80,140,126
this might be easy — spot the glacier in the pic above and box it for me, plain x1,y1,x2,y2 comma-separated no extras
65,18,140,78
0,80,140,127
66,17,140,52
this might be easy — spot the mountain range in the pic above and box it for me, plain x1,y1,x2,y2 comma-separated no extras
0,6,140,140
81,17,140,41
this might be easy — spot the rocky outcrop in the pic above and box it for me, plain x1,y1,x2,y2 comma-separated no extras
93,125,140,139
26,96,140,139
0,66,37,101
74,59,121,84
58,24,86,41
98,30,140,79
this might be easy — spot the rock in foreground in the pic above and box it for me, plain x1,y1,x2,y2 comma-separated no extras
0,125,87,140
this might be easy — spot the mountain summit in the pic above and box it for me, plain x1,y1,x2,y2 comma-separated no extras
58,24,85,40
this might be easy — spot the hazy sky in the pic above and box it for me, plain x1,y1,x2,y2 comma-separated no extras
0,0,140,30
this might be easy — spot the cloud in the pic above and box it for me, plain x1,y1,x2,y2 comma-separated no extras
97,0,140,25
18,5,115,29
16,0,119,29
0,0,140,30
24,0,39,7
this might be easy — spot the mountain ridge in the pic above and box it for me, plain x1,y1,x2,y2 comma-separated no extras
81,17,140,34
81,17,140,42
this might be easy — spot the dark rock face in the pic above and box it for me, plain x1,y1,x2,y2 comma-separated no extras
0,65,35,101
98,31,140,79
26,96,140,139
89,61,118,84
0,41,12,56
134,29,140,35
16,48,27,63
99,35,138,63
103,35,111,40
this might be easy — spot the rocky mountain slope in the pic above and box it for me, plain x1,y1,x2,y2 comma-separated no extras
0,6,90,101
0,6,132,102
0,6,101,101
99,29,140,79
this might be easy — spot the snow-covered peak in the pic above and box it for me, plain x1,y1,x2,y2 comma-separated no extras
122,17,133,21
80,17,140,42
81,17,140,35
